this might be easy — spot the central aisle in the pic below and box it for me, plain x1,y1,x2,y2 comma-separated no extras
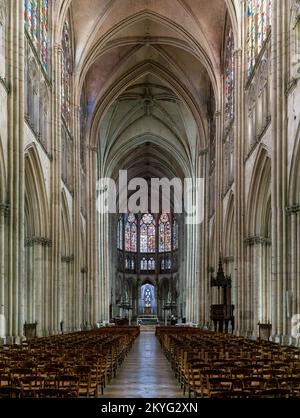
103,330,186,398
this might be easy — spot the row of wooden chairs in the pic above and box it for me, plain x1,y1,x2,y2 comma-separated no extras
0,327,139,398
156,327,300,398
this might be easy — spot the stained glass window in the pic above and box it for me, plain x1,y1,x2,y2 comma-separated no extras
162,257,172,270
145,287,152,307
224,19,234,131
24,0,49,71
247,0,272,76
173,218,178,250
159,213,171,252
148,257,155,270
40,1,49,71
117,216,123,250
125,213,137,252
140,213,156,253
118,213,178,272
141,257,148,270
125,257,135,270
61,18,72,129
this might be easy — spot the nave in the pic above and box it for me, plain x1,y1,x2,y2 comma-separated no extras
104,330,185,398
1,326,300,399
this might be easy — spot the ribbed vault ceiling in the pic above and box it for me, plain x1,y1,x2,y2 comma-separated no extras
60,0,230,180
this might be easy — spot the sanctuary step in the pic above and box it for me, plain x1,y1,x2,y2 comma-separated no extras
137,315,159,325
139,325,157,332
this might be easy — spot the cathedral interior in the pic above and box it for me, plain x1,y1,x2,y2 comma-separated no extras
0,0,300,353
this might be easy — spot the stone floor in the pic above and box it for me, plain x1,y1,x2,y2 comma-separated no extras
103,331,186,398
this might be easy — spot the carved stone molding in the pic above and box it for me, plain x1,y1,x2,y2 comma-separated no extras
25,237,52,247
54,43,63,54
0,0,7,24
61,255,74,263
199,147,209,156
244,236,271,246
223,256,234,263
86,145,98,153
0,203,9,217
293,0,300,20
286,204,300,214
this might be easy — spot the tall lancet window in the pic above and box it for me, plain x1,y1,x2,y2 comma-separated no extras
117,215,123,250
61,17,72,130
159,213,171,252
125,213,137,253
140,214,156,253
24,0,49,71
224,19,235,132
246,0,272,77
173,217,178,250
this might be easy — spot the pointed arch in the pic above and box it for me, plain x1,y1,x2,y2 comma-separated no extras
245,146,272,329
61,189,72,256
289,121,300,205
89,62,208,151
24,144,49,238
246,146,271,236
224,192,234,257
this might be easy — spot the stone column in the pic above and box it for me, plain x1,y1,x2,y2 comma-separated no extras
297,211,300,316
59,257,66,329
72,105,81,330
214,104,223,269
199,148,209,326
86,145,98,326
233,45,245,336
252,239,264,338
7,1,25,343
244,239,252,336
271,0,289,341
31,239,51,337
0,204,8,342
287,206,300,326
49,43,62,335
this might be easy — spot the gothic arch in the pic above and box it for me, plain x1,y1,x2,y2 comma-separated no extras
24,144,49,238
0,136,6,202
289,121,300,204
60,189,73,330
245,147,272,332
61,190,72,256
89,62,208,151
24,145,50,329
246,147,271,236
224,192,234,258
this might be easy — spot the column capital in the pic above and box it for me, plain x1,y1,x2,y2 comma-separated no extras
25,237,52,247
199,147,209,156
286,204,300,214
0,0,7,24
0,203,9,217
233,48,242,57
244,235,271,246
86,145,98,153
54,43,63,54
61,255,74,263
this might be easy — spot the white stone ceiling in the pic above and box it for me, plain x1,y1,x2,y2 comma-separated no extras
59,0,232,178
